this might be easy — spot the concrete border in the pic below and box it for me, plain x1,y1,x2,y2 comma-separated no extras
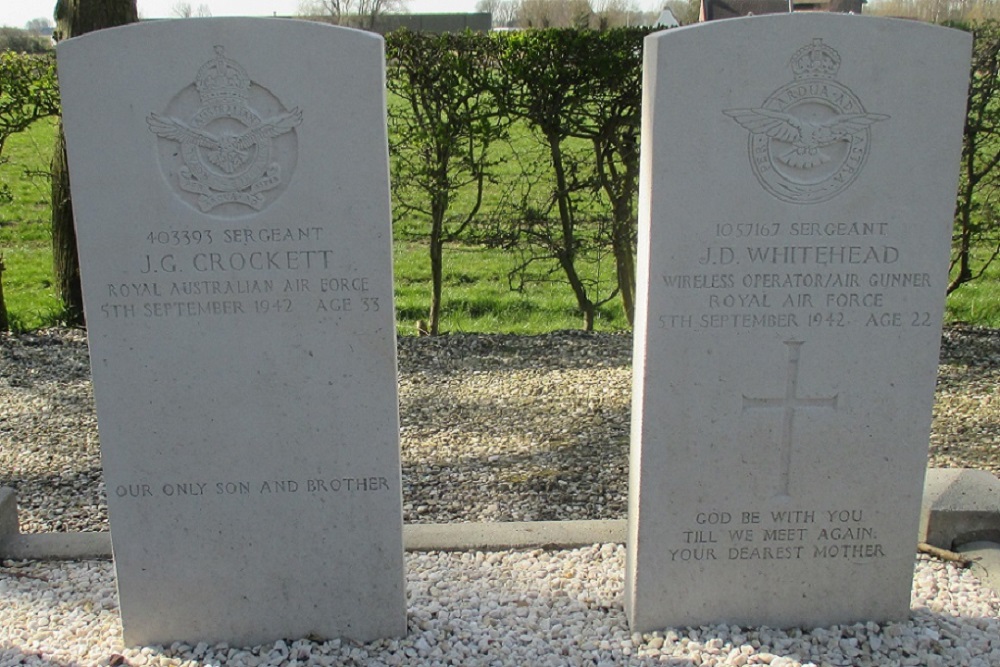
919,468,1000,549
403,519,624,552
1,532,113,560
1,468,997,561
0,522,626,561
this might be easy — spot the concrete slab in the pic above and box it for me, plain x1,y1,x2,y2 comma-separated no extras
920,468,1000,549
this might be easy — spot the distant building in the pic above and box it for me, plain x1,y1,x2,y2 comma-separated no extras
375,12,492,33
700,0,864,21
303,12,492,34
654,8,681,27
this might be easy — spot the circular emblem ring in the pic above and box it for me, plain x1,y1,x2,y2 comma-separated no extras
180,103,272,193
725,39,889,206
148,46,302,217
750,79,870,205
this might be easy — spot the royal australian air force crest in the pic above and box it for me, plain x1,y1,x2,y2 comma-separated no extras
724,39,889,204
147,46,302,215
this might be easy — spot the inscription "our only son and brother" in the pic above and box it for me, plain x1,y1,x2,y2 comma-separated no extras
114,477,392,499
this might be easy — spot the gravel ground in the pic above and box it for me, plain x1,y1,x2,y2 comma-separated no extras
2,552,998,667
0,324,998,532
2,326,999,667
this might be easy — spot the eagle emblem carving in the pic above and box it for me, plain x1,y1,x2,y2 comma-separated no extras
148,108,302,175
724,39,889,204
148,46,303,214
723,108,889,170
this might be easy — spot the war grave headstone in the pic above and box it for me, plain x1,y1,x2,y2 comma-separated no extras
626,14,971,630
57,19,406,646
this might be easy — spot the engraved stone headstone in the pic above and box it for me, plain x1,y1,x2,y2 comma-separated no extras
626,14,971,630
57,19,406,646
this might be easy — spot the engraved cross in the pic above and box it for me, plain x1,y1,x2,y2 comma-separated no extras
742,341,838,499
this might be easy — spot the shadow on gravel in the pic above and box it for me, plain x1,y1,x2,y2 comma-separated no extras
397,333,633,523
397,331,633,373
5,327,1000,530
0,649,91,667
0,330,91,390
0,468,108,532
402,440,630,523
939,324,1000,368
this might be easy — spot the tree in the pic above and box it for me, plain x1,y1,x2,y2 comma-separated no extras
299,0,349,24
387,31,509,335
171,3,212,17
498,29,648,329
949,21,1000,294
476,0,519,27
0,51,60,331
501,29,624,331
0,27,53,53
52,0,139,326
25,17,55,33
578,29,644,324
516,0,593,28
867,0,1000,22
299,0,405,29
0,51,60,194
591,0,640,29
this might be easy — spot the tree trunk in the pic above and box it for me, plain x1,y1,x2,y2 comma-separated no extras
51,128,84,325
947,178,975,295
947,127,979,295
429,224,444,336
52,0,139,327
593,132,640,328
612,214,636,326
548,132,596,331
0,254,8,332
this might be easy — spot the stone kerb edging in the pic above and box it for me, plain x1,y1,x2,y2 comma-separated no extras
2,469,998,560
920,468,1000,547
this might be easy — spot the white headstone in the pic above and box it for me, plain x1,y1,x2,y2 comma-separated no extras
57,19,406,646
627,14,971,630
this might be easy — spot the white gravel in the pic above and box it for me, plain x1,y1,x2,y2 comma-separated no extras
2,550,999,667
3,327,1000,664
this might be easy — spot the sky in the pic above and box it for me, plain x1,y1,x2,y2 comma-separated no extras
2,0,493,29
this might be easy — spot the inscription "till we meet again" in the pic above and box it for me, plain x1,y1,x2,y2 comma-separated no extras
668,508,886,564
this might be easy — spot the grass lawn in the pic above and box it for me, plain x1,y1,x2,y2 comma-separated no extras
395,241,628,334
2,118,999,333
0,117,63,332
946,245,1000,325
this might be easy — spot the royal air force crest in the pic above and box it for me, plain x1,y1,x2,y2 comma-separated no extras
724,39,889,204
148,46,302,214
